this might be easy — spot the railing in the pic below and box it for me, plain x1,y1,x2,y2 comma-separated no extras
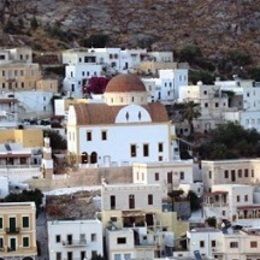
5,227,20,234
0,164,40,169
7,247,16,252
62,239,87,247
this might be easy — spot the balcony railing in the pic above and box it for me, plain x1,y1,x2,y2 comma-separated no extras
7,247,16,252
62,239,87,247
5,227,20,234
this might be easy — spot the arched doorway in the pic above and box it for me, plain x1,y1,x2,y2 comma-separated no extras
90,152,97,164
81,152,88,164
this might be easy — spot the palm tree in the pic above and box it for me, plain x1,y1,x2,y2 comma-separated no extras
179,101,201,136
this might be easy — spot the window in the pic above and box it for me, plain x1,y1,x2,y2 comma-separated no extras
21,82,24,88
250,241,257,248
200,241,205,248
110,195,116,210
132,97,135,102
222,210,226,216
79,57,82,63
211,240,216,247
22,216,29,228
81,251,86,260
238,169,242,178
117,237,126,244
251,169,254,177
205,103,208,108
148,194,153,205
56,252,62,260
67,252,73,260
237,195,240,202
56,235,61,243
245,169,249,177
129,194,135,209
114,254,121,260
230,242,238,248
101,130,107,140
209,171,212,179
224,170,229,179
180,171,185,180
23,237,29,247
86,131,92,141
124,254,131,260
204,90,207,95
244,195,248,202
111,217,117,222
0,238,3,248
215,102,219,108
143,144,149,157
130,144,136,157
158,143,163,152
0,218,2,229
91,233,97,242
92,251,97,258
167,172,173,184
155,172,159,181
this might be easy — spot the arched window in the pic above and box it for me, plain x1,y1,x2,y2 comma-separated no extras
81,152,88,164
90,152,97,164
125,112,129,121
138,111,142,120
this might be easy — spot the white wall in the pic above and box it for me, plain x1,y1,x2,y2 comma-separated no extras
0,176,9,198
48,219,103,260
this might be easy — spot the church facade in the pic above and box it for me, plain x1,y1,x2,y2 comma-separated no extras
67,74,179,167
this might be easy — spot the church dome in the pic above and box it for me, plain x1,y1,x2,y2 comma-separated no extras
105,74,146,93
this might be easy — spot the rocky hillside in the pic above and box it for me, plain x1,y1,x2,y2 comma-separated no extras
0,0,259,63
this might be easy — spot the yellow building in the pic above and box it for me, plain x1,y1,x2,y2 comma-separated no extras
0,129,43,148
0,47,58,92
0,202,37,260
36,79,58,93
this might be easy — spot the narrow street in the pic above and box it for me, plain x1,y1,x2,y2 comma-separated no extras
36,210,49,260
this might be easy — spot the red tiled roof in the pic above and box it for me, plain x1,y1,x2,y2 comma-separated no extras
105,74,146,93
73,103,169,125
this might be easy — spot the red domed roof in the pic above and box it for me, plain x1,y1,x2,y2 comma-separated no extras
105,74,146,93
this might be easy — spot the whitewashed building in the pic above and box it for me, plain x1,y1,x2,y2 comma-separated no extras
142,69,188,103
67,74,179,167
174,227,260,260
48,219,103,260
201,159,260,191
101,181,182,259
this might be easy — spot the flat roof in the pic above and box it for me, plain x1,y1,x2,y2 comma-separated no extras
0,201,35,207
46,190,100,221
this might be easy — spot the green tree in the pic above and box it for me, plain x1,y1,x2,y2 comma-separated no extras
30,16,39,30
189,70,215,84
3,20,16,34
249,67,260,81
206,217,217,228
178,45,202,64
179,101,201,136
187,191,201,211
3,189,43,215
81,34,110,48
227,50,252,66
198,122,260,160
44,130,67,150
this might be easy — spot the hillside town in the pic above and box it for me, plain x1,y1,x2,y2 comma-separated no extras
0,46,260,260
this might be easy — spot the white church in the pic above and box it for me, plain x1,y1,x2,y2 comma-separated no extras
67,74,179,167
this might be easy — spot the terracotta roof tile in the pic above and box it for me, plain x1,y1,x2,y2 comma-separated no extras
105,74,146,93
73,102,169,125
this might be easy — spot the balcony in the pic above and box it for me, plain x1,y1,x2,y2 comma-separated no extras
7,247,16,252
5,227,20,234
62,239,87,248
